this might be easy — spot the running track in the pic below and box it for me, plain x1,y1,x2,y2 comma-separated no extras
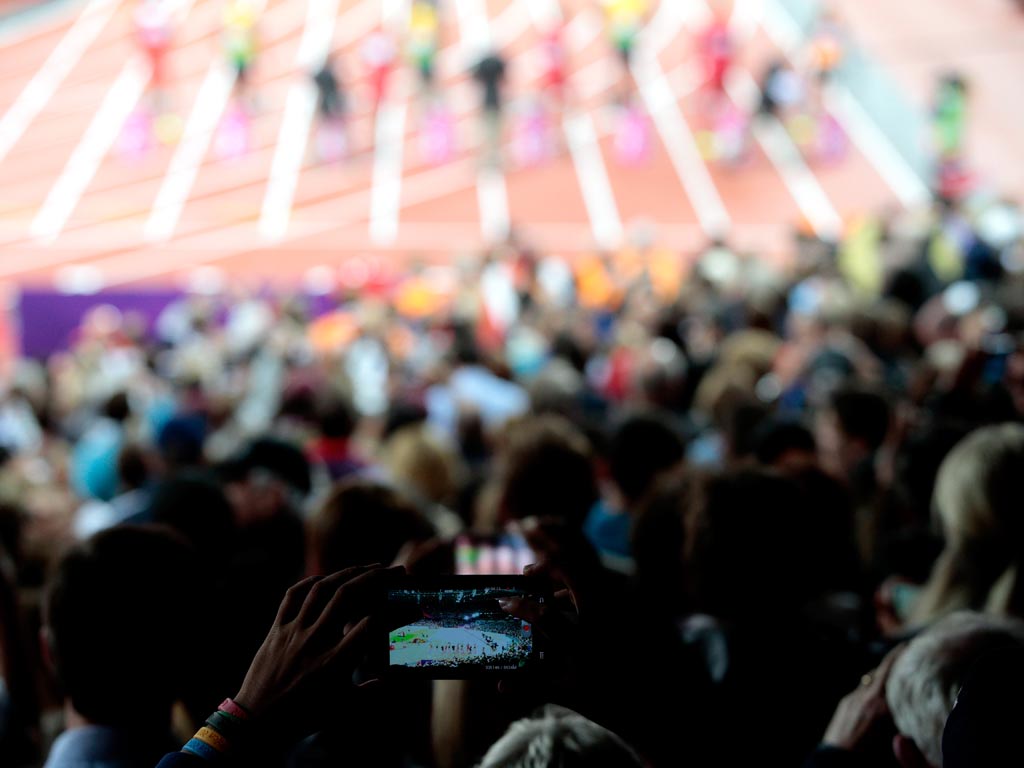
0,0,925,291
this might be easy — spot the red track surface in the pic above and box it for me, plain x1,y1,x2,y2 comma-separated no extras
0,0,950,290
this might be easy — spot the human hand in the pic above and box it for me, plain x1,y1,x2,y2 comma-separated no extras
234,565,405,735
822,646,903,751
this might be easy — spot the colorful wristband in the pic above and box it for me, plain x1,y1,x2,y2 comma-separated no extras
205,711,243,740
219,697,251,720
183,737,220,761
195,726,230,753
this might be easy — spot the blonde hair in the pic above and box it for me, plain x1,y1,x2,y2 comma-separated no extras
911,423,1024,625
384,424,463,507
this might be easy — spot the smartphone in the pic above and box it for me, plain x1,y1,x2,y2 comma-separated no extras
384,576,549,678
454,531,535,576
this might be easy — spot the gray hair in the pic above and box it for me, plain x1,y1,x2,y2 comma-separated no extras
478,705,644,768
886,611,1024,767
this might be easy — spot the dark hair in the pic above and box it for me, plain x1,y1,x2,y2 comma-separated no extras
497,416,598,529
685,470,818,621
235,437,313,497
147,471,235,569
609,411,686,504
101,391,130,423
117,444,151,491
308,480,434,573
44,526,202,727
318,395,358,439
830,388,891,451
752,419,817,466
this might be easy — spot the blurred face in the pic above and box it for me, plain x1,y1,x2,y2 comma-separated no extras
815,409,845,478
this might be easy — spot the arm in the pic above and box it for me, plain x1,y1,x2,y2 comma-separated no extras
159,565,406,765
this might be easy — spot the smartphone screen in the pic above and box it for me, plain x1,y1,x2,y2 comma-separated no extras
385,577,547,678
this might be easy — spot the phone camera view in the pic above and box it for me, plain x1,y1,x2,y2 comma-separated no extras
389,580,541,675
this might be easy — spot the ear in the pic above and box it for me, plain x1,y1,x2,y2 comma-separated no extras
892,734,934,768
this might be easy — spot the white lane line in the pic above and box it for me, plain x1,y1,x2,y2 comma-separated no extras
453,0,493,56
729,0,762,43
369,101,408,245
260,86,319,241
760,0,929,207
632,53,730,237
564,112,623,248
477,167,510,244
523,0,562,28
30,60,149,242
824,86,930,207
260,0,345,241
381,0,411,31
0,0,121,166
30,0,199,243
727,69,842,239
143,63,235,242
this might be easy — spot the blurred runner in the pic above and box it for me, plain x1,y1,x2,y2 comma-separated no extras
408,0,440,96
223,0,259,110
134,0,173,113
473,50,507,167
698,8,733,113
311,54,349,161
803,5,847,161
602,0,648,101
539,20,569,114
933,73,971,199
362,28,398,117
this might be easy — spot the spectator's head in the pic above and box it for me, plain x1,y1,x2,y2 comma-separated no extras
886,611,1024,768
384,424,464,507
752,418,817,469
608,410,685,507
117,443,152,493
156,413,207,470
685,469,818,622
317,394,357,440
494,415,597,529
307,480,434,574
223,437,313,524
42,526,202,730
912,423,1024,623
147,471,235,570
478,705,644,768
632,475,692,615
816,387,890,478
942,646,1024,768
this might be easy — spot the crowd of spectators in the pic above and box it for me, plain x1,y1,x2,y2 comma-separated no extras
0,187,1022,767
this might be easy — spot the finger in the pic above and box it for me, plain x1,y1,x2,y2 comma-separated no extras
871,645,906,692
331,615,372,661
298,565,378,627
498,596,545,625
277,576,322,625
316,565,405,632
